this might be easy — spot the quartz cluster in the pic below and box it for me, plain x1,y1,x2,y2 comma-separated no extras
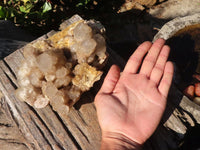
15,21,107,114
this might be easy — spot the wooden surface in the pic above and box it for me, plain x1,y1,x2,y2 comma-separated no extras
0,15,200,150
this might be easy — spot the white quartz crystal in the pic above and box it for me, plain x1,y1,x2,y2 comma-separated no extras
34,95,50,108
56,67,70,79
36,52,58,73
73,22,92,42
15,21,107,114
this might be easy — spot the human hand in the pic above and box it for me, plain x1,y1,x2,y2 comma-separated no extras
95,39,174,149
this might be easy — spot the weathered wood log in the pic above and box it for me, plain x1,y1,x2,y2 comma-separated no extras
150,0,200,20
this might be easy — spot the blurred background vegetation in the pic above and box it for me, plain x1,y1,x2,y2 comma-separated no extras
0,0,126,36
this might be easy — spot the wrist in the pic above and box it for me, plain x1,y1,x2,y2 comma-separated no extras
100,132,142,150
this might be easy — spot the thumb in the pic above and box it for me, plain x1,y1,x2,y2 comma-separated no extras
99,65,120,94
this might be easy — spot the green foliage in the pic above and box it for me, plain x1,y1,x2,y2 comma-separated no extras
0,0,125,36
42,1,52,13
0,6,6,19
19,3,34,13
0,0,54,35
76,0,91,7
0,0,52,19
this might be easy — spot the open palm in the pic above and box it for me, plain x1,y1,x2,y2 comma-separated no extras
95,39,174,145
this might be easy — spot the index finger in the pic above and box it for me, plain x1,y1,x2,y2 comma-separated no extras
123,41,152,74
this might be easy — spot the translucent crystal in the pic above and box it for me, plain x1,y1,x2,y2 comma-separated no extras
54,90,69,104
67,85,81,106
70,43,79,53
50,90,70,114
15,85,39,106
73,22,92,42
76,39,97,63
36,52,58,73
54,76,71,88
96,47,107,64
45,73,56,82
51,102,70,116
34,95,50,108
42,82,58,99
56,67,70,79
18,76,31,87
26,56,38,67
23,44,40,59
17,61,31,79
79,39,96,56
15,87,30,102
93,34,107,64
87,53,97,64
29,68,44,87
93,34,106,49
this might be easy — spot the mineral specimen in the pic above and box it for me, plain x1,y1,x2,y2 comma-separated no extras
15,21,107,114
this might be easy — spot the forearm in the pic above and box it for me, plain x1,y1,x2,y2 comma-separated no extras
100,132,142,150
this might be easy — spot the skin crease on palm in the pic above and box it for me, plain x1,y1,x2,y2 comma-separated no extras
94,39,174,149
